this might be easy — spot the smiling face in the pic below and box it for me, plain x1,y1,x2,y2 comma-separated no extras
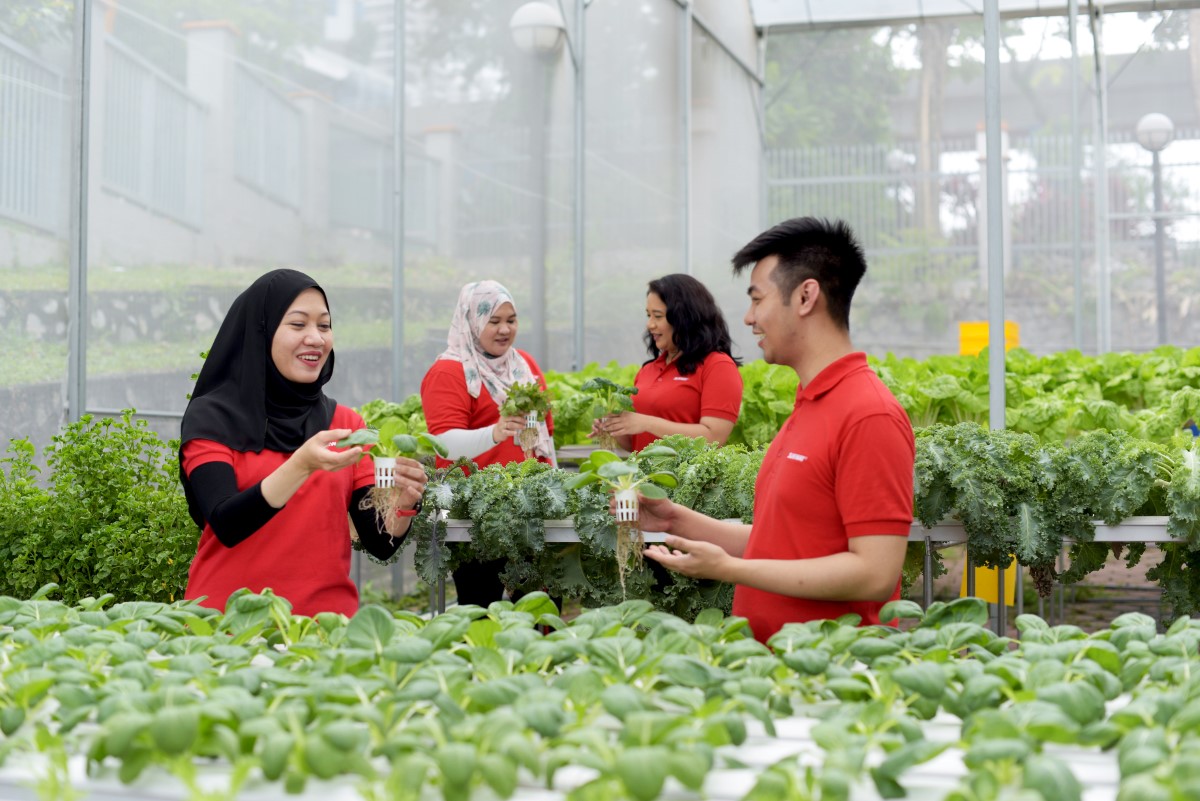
271,288,332,383
479,301,518,357
744,256,801,368
645,291,676,356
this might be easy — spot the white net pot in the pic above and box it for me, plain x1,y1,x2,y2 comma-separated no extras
614,488,639,523
374,457,397,488
515,411,540,446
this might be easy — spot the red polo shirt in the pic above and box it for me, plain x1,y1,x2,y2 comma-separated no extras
630,351,742,451
731,352,914,643
182,405,375,617
420,349,554,471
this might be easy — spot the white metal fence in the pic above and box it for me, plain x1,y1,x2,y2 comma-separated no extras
102,39,206,229
0,34,67,235
766,132,1200,283
234,66,302,209
327,126,439,245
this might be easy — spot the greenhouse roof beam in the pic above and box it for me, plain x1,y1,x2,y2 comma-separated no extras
750,0,1200,31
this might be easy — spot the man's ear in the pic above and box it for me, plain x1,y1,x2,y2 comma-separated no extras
794,278,821,316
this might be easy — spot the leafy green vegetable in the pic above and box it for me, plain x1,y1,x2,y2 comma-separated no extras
498,380,552,419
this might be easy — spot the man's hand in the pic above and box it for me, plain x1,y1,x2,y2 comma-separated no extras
623,493,676,533
643,535,731,580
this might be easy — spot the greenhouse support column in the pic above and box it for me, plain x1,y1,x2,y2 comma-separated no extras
758,35,767,231
1069,0,1084,349
681,0,692,274
984,0,1007,637
393,0,408,600
392,0,406,402
527,59,551,364
1152,149,1167,345
67,0,96,422
572,0,586,370
1090,4,1112,353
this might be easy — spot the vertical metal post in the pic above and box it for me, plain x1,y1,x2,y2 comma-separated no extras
67,0,95,423
1090,4,1112,353
757,34,767,230
1152,150,1167,344
528,60,550,363
985,0,1007,638
1068,0,1084,349
681,0,692,274
391,0,407,399
391,552,405,599
922,535,934,609
572,0,586,370
1015,563,1024,619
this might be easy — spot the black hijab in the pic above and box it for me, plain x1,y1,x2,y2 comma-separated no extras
179,269,337,526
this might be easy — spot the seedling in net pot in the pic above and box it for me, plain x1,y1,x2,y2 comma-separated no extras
581,376,638,451
335,429,449,524
565,445,677,592
499,380,552,458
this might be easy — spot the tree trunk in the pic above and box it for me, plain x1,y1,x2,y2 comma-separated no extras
916,22,952,237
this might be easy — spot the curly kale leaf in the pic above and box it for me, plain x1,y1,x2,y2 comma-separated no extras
672,445,759,521
1167,439,1200,547
913,426,958,528
916,424,1040,570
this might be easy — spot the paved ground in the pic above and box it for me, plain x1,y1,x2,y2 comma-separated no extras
920,545,1169,635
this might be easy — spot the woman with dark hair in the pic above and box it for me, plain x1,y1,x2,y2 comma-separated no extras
180,269,426,617
598,273,743,451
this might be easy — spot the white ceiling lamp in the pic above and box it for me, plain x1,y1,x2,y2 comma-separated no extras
510,2,567,59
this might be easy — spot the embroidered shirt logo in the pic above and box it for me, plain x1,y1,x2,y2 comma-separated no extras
786,452,808,462
673,377,689,381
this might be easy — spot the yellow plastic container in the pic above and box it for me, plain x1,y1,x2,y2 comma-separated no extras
958,321,1020,357
960,556,1018,606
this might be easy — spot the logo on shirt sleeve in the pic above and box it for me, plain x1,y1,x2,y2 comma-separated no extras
786,452,808,462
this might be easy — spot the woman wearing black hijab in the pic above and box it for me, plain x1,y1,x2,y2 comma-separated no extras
179,269,425,616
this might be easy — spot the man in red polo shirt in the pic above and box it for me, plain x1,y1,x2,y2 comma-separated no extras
642,217,915,643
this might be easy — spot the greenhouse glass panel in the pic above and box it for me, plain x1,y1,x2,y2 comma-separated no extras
0,2,75,458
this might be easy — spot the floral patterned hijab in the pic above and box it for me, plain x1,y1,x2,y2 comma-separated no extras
437,281,554,460
437,280,536,405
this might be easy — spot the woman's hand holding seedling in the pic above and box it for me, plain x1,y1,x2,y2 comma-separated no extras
491,415,528,444
385,457,427,531
260,429,367,509
596,411,650,438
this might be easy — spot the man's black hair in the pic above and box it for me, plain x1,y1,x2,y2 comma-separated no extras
731,217,866,330
643,273,741,375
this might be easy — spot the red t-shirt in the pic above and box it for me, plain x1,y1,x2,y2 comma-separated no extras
181,405,375,617
630,351,743,451
420,349,554,471
731,353,915,643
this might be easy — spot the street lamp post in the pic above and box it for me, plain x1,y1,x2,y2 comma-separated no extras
510,3,566,366
1135,112,1174,346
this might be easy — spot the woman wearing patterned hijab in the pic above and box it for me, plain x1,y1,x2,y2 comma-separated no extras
180,269,426,616
420,280,555,605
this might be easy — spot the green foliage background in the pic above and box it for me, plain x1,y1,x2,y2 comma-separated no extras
0,412,196,603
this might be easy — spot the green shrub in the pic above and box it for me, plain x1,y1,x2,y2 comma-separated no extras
0,411,196,603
